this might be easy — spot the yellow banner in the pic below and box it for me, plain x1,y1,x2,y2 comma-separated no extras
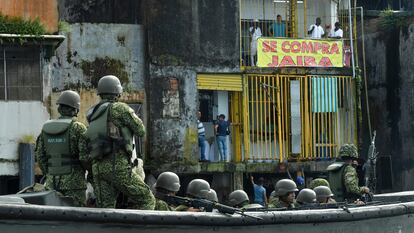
257,38,343,68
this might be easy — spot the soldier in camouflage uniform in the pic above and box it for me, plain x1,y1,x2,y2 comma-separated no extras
35,90,88,206
268,179,298,209
85,75,155,209
175,179,211,211
327,144,370,202
296,188,316,206
314,186,336,204
153,172,181,211
228,190,263,209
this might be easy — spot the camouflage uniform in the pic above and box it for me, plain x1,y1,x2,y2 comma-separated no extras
155,198,172,211
35,117,88,206
268,199,296,209
91,101,155,209
174,204,190,211
343,165,365,199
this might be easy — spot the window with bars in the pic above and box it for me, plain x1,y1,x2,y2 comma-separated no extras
0,46,42,101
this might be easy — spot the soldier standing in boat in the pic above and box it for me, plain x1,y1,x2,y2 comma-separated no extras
268,179,298,209
327,144,370,203
153,171,181,211
85,75,155,209
35,90,88,206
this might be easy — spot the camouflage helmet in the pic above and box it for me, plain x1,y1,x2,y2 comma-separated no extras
296,188,316,204
206,189,218,202
154,172,181,192
186,179,211,199
97,75,123,95
56,90,80,110
228,190,249,207
339,144,358,159
314,186,334,199
275,179,298,196
309,178,330,190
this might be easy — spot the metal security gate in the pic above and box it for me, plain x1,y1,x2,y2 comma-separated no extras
243,74,357,162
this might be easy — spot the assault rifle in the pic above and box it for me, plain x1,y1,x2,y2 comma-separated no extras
294,201,385,213
363,130,378,202
163,195,263,220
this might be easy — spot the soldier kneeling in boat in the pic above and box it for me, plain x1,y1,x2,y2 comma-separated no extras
314,186,336,204
228,190,263,210
175,179,212,212
268,179,298,209
153,172,181,211
296,188,317,207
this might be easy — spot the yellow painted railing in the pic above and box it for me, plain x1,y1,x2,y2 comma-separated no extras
242,74,357,162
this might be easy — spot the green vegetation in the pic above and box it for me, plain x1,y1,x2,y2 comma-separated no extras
80,57,129,87
0,13,45,35
379,9,408,31
19,134,36,144
58,21,71,33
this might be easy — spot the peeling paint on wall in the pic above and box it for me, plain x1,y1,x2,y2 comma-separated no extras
50,23,145,92
50,90,145,125
162,77,180,118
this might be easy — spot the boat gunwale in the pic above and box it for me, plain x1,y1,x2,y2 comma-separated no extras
0,201,413,226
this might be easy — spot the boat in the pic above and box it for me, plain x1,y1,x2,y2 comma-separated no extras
0,190,413,233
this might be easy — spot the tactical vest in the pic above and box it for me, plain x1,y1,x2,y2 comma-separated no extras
42,118,76,176
85,102,134,160
327,162,346,202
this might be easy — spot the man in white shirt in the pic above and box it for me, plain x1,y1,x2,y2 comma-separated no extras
308,17,324,39
329,22,343,39
197,111,208,162
250,19,262,66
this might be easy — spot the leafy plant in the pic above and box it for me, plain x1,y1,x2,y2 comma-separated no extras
379,9,407,31
19,134,36,144
0,13,46,35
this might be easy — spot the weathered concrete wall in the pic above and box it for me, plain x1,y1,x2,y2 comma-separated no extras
146,0,240,170
360,16,414,192
0,102,49,175
50,22,146,129
58,0,142,24
51,23,145,91
0,0,59,33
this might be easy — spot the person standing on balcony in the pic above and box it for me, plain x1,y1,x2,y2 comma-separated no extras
308,17,325,39
250,176,268,206
329,22,343,39
269,15,286,37
249,19,262,66
214,114,230,162
197,111,208,162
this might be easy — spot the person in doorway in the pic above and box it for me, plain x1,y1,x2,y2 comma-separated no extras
249,19,262,66
269,14,286,37
250,176,267,206
197,111,208,162
214,114,230,162
308,17,325,39
329,22,343,39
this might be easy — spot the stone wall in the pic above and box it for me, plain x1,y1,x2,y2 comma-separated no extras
360,16,414,192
